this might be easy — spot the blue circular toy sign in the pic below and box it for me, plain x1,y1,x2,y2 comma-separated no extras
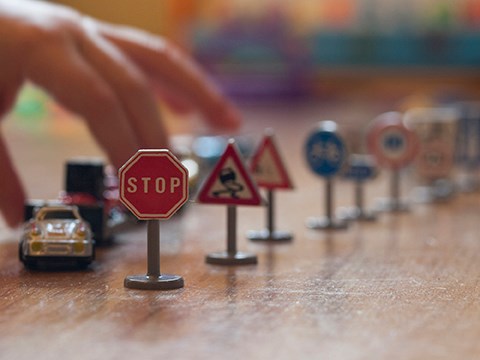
305,129,347,177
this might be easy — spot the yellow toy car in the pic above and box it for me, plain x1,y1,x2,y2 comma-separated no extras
19,205,95,269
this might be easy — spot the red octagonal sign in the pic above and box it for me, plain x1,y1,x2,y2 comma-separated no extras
119,149,189,220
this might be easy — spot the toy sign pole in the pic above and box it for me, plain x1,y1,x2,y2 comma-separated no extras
147,220,160,278
251,188,285,240
124,219,184,289
338,154,378,221
197,140,262,265
390,169,401,208
206,204,257,265
227,205,237,255
304,121,348,230
353,177,375,221
266,190,275,235
247,130,294,242
325,177,333,220
355,182,364,214
119,149,189,290
367,112,419,213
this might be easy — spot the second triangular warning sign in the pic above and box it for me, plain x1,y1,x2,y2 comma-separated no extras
197,140,262,206
250,132,294,190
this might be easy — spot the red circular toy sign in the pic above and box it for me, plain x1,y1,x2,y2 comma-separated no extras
119,149,189,220
367,112,419,170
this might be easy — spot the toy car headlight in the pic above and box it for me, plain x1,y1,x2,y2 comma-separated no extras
73,241,85,253
30,241,44,252
75,225,87,240
29,225,41,239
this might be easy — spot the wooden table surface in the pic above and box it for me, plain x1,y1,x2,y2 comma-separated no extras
1,98,480,360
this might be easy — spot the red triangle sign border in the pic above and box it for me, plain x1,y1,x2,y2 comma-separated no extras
250,133,294,190
197,141,262,206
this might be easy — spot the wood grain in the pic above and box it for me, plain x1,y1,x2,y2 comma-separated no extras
1,101,479,360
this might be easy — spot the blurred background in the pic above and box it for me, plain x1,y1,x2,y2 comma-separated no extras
49,0,480,102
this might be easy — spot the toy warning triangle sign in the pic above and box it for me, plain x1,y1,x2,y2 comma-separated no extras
197,141,262,206
250,132,294,190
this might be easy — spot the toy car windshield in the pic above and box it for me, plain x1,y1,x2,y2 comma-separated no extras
39,209,77,220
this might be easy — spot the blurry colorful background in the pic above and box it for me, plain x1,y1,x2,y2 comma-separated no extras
50,0,480,100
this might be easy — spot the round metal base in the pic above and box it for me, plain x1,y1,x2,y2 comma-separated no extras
457,177,480,193
124,274,184,290
247,229,293,242
306,216,349,230
375,198,410,213
337,207,377,222
412,183,455,204
205,251,258,266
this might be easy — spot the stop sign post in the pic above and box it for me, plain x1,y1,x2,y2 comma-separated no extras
119,149,188,290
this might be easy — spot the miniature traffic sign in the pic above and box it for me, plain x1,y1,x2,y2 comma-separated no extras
304,120,349,230
404,107,458,203
119,149,188,290
455,102,480,191
338,154,378,222
197,140,261,265
249,130,293,190
247,130,294,242
367,111,419,212
119,150,189,220
197,141,262,206
367,115,418,170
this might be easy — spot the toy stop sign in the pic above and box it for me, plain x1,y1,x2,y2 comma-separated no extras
119,149,189,220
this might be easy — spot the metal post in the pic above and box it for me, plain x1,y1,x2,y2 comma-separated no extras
391,169,400,205
125,219,183,290
355,181,364,212
325,178,333,220
147,220,160,277
267,189,274,234
227,205,237,255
